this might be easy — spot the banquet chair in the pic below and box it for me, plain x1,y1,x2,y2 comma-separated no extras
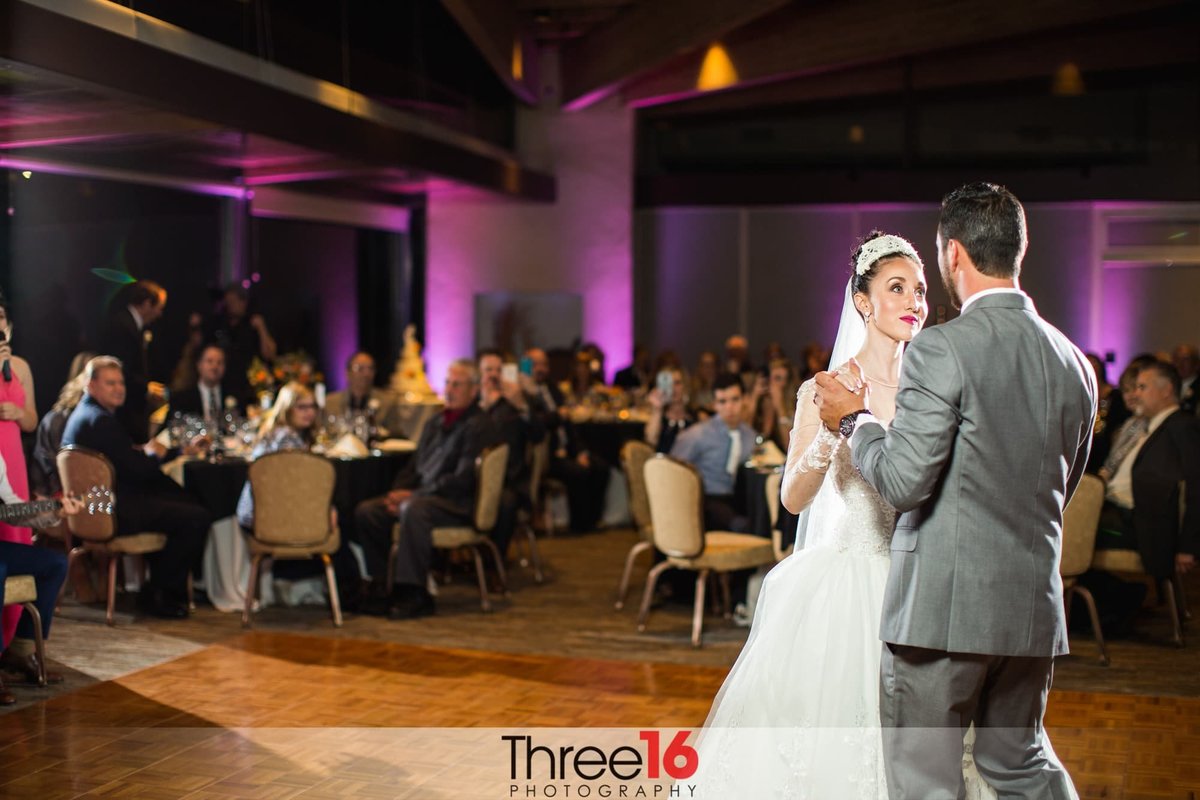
764,468,792,562
56,446,177,626
614,439,655,610
1059,474,1109,665
639,455,775,647
512,439,546,583
2,576,47,686
1090,480,1189,647
532,440,568,536
390,445,510,612
241,451,342,628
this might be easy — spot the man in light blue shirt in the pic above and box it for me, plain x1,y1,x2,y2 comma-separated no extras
670,372,758,532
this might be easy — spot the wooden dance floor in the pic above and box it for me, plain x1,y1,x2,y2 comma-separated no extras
1,631,1197,799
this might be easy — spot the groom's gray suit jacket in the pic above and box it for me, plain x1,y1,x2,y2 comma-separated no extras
852,292,1096,658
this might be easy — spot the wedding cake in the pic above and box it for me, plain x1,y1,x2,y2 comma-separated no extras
390,324,438,402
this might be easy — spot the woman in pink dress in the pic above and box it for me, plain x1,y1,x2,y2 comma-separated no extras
0,299,39,646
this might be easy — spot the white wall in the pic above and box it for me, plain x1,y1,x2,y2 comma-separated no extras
425,95,633,385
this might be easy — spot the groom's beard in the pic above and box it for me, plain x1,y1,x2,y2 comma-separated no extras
939,265,962,310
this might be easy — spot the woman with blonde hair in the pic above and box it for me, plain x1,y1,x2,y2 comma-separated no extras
235,381,362,609
30,372,90,498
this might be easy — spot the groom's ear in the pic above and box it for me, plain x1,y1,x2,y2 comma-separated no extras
943,238,963,274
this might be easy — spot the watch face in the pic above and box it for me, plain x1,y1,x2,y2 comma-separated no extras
839,414,855,438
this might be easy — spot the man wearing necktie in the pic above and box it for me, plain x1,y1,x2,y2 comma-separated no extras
670,372,758,533
168,344,245,420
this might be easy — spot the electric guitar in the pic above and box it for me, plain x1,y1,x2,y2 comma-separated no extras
0,486,115,524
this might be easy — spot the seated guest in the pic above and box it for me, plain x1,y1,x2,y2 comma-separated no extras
1097,363,1150,482
236,381,361,608
324,352,401,437
354,359,498,618
644,367,695,454
169,344,247,421
1096,361,1200,580
30,373,87,498
477,350,544,558
61,356,211,618
563,351,602,405
613,345,652,392
670,372,757,533
690,351,718,416
525,347,610,533
723,334,755,390
743,360,795,452
0,453,81,703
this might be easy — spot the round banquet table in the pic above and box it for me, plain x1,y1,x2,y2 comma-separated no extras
739,465,799,552
173,451,412,611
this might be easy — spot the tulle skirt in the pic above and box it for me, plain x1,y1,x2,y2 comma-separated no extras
690,544,892,799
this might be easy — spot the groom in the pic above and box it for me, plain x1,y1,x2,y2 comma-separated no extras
816,183,1095,799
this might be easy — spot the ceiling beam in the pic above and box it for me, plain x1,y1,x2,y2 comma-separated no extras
439,0,539,105
623,0,1187,108
0,108,214,149
639,13,1199,118
0,0,555,202
558,0,792,110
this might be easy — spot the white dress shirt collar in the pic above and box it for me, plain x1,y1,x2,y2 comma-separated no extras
958,287,1025,315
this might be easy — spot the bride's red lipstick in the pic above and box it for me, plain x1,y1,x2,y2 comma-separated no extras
900,315,919,324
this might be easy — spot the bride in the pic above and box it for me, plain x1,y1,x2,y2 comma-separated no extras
689,232,993,799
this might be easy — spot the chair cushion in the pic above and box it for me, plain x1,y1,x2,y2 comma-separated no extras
85,533,167,555
668,532,776,572
1091,549,1145,573
247,528,340,558
3,575,37,605
432,527,487,548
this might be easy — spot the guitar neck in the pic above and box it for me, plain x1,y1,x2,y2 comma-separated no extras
0,498,62,524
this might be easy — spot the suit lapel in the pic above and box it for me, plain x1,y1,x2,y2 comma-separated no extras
1133,410,1177,470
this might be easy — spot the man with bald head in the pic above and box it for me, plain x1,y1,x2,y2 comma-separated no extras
325,352,401,436
354,359,498,618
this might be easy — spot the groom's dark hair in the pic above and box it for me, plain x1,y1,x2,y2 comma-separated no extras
938,183,1027,279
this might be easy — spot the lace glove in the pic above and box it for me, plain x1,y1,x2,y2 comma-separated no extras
791,424,840,476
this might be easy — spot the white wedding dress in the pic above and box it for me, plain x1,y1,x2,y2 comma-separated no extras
689,379,994,800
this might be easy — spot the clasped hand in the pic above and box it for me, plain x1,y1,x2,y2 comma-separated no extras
813,358,871,433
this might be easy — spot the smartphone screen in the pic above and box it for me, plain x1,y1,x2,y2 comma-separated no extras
519,356,534,376
501,363,519,383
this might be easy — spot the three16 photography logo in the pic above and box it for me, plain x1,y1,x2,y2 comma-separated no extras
503,730,698,797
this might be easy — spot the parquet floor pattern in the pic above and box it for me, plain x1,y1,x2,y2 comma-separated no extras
0,632,1196,799
2,527,1198,798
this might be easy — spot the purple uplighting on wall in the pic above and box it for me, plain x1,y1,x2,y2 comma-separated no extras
425,99,634,387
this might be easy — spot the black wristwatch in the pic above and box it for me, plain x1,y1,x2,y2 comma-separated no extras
838,409,870,438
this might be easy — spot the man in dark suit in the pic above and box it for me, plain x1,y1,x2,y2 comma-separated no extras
61,356,211,618
98,280,166,443
477,349,545,558
1097,360,1200,580
524,347,610,532
169,344,247,421
354,359,498,618
613,345,652,392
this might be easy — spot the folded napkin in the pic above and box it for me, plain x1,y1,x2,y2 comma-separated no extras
325,433,370,458
375,438,417,453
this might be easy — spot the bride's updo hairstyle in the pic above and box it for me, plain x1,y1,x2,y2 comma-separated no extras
850,230,923,299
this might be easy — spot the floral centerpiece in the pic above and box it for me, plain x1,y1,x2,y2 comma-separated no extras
247,351,324,401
